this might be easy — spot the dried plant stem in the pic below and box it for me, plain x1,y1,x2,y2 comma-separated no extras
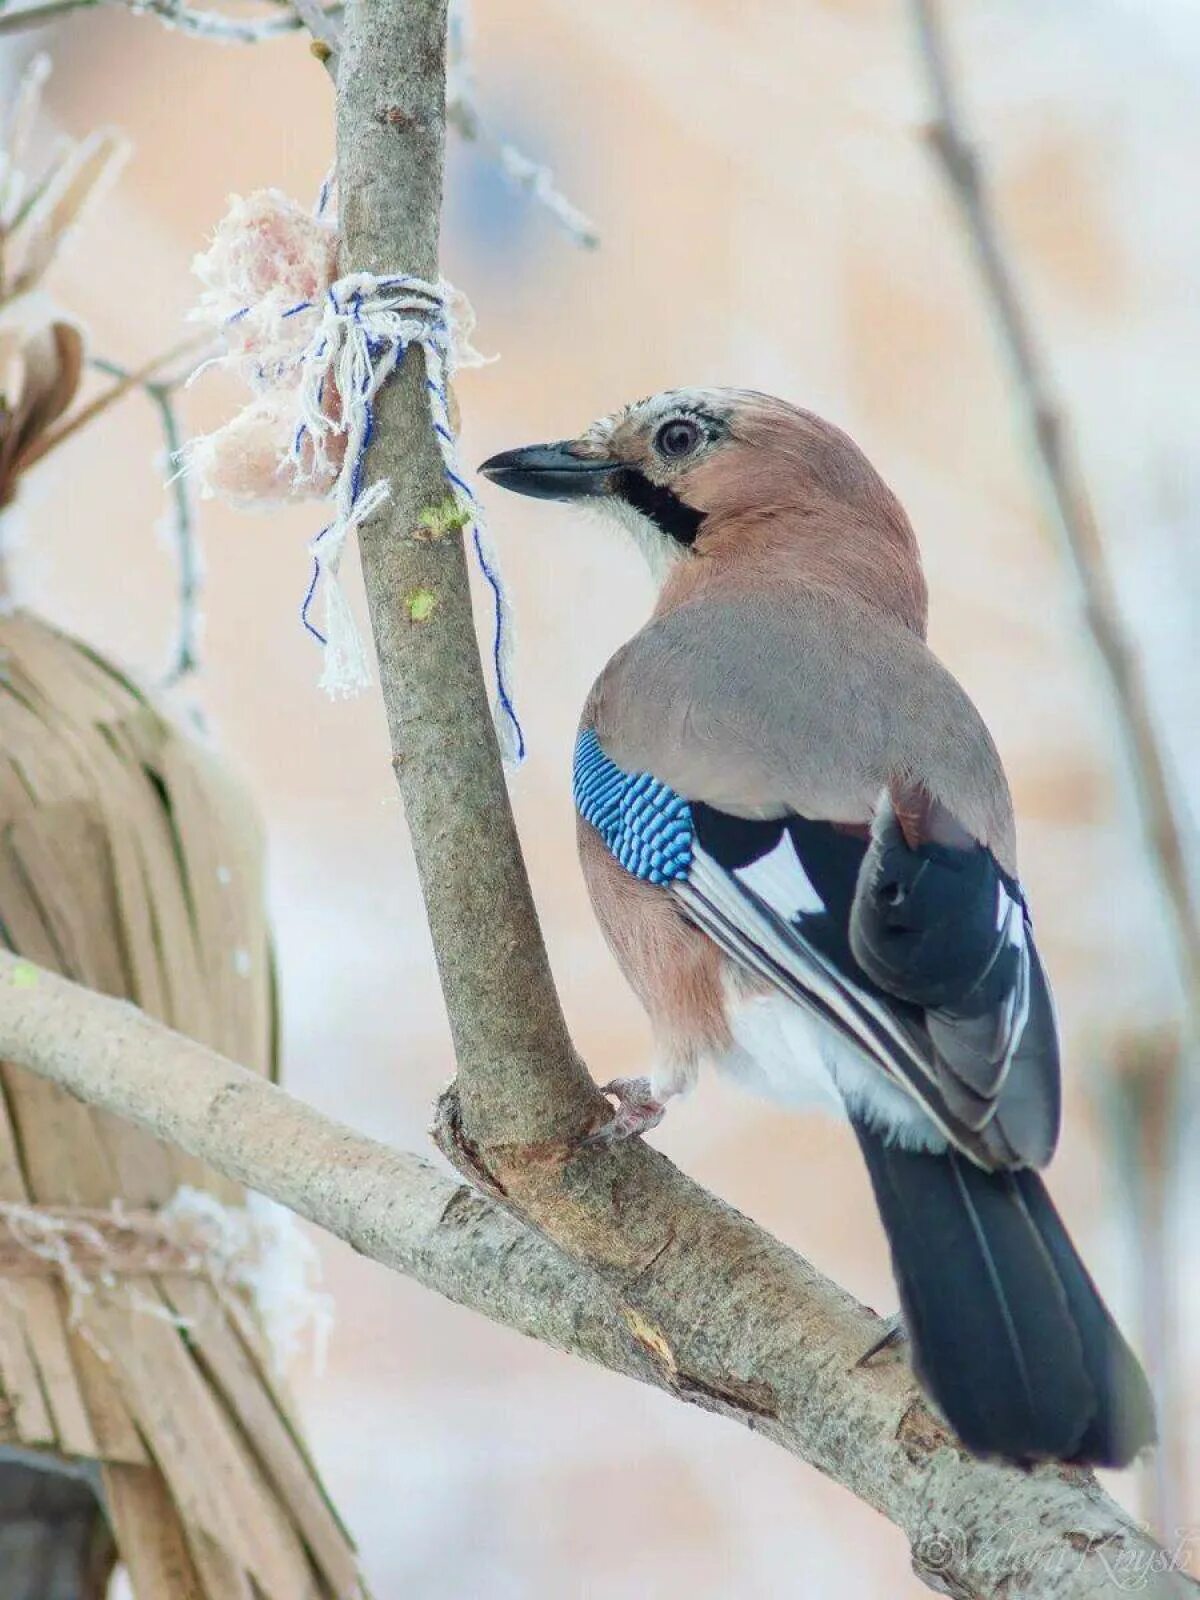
24,333,208,469
908,0,1200,1017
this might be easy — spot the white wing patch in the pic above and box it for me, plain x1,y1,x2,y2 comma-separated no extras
676,846,963,1151
717,986,947,1153
733,829,824,919
673,826,1047,1167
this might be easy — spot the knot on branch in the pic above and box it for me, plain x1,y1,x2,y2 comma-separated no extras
896,1398,960,1465
432,1083,510,1202
377,104,421,129
433,1091,783,1424
432,1082,605,1193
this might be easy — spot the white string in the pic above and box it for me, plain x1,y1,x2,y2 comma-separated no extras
0,1192,332,1373
290,271,525,760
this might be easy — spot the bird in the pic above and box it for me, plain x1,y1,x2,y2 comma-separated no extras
480,387,1156,1469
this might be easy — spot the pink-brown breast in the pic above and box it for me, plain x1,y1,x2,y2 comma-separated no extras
577,814,733,1069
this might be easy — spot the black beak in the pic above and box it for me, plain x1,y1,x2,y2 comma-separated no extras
478,441,620,502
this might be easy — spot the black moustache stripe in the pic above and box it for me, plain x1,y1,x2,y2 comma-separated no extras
615,468,704,547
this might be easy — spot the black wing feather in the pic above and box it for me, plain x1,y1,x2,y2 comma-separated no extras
853,801,1059,1165
689,799,1058,1169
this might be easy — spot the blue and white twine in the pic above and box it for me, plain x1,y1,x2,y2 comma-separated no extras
285,270,524,763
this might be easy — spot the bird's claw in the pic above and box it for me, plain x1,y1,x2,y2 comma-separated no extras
856,1313,907,1367
583,1076,667,1146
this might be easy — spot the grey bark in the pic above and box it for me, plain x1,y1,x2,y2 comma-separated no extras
336,0,600,1152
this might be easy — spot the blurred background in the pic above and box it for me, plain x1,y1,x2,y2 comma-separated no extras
4,0,1198,1592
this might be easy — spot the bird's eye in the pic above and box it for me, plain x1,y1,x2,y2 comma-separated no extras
654,418,702,460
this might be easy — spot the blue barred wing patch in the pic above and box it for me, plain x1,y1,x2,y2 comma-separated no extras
573,728,693,884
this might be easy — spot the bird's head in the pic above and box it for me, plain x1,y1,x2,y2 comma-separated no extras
480,387,926,630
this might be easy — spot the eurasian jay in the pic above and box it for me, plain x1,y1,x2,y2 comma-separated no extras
480,388,1155,1468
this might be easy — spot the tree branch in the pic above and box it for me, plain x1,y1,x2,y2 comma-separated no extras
908,0,1200,1021
0,954,651,1385
335,0,599,1152
288,0,340,55
0,951,1192,1600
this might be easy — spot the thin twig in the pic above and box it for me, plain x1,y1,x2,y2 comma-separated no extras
288,0,338,56
908,0,1200,1018
286,0,596,238
1100,1031,1188,1541
23,332,209,468
91,357,202,685
908,0,1197,1543
446,0,598,248
0,0,344,40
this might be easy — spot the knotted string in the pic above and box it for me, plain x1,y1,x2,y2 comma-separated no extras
281,271,524,762
0,1189,331,1374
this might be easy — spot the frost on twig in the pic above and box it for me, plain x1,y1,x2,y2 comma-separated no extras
92,355,203,684
446,0,598,249
0,0,345,42
270,0,598,246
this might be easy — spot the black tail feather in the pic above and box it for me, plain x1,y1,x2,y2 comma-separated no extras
854,1124,1156,1466
1009,1171,1158,1465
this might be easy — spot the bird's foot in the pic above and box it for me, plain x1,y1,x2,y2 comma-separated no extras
856,1313,906,1368
583,1076,667,1146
